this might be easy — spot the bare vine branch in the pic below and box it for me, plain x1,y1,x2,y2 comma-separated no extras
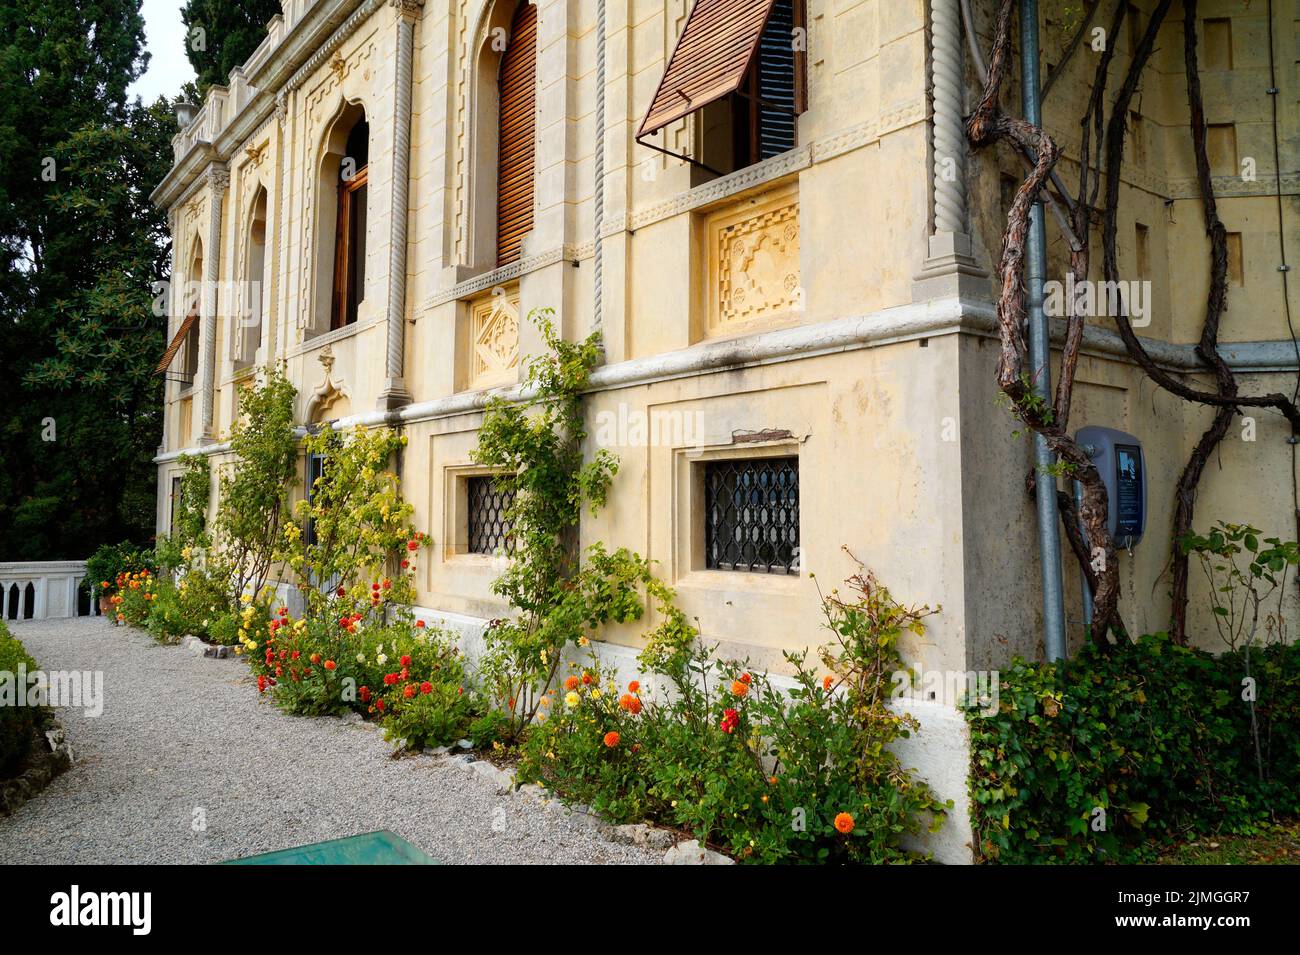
966,0,1124,643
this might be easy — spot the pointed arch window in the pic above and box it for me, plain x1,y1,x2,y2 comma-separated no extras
331,116,370,329
240,187,268,363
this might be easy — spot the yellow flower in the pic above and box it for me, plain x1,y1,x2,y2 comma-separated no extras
240,594,253,604
564,691,580,708
591,689,602,700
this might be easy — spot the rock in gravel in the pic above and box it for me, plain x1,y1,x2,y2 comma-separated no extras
663,840,735,865
515,783,547,802
610,823,676,850
469,760,515,793
0,618,662,865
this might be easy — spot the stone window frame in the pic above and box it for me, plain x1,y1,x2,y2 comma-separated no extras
672,436,805,592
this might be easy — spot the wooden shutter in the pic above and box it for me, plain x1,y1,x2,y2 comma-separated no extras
156,312,198,375
637,0,780,141
754,0,798,159
497,3,537,266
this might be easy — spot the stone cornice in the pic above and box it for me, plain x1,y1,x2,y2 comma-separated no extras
154,296,1300,466
151,0,378,210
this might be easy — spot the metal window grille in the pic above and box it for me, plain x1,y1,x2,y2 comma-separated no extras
304,452,326,547
704,456,800,574
169,476,182,538
467,476,515,555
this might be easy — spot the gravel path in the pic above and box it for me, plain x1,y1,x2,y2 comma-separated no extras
0,617,661,865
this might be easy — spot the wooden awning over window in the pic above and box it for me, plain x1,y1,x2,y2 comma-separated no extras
156,313,197,375
637,0,780,140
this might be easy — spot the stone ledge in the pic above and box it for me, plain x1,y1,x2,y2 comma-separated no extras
0,718,72,817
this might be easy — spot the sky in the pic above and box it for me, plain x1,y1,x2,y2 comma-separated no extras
128,0,196,105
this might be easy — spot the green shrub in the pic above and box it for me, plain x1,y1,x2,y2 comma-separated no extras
84,541,153,599
965,634,1300,863
0,622,44,778
380,678,481,751
141,578,189,643
519,563,950,864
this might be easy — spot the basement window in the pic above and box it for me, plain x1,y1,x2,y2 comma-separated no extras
169,476,182,538
304,452,327,547
703,456,800,574
466,475,515,555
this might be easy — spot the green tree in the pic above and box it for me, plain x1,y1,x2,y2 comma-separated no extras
180,0,282,92
0,2,173,559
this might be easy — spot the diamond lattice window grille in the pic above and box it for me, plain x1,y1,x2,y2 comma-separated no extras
467,475,516,555
703,456,800,574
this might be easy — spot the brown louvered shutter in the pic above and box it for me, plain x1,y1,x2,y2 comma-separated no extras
156,312,198,375
497,3,537,266
637,0,780,140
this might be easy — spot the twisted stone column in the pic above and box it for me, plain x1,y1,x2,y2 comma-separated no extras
379,0,423,410
914,0,986,300
268,95,288,365
592,0,607,338
931,0,966,234
198,164,229,442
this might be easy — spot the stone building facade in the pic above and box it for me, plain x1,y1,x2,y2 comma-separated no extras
152,0,1300,861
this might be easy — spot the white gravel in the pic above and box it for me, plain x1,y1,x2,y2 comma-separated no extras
0,617,662,865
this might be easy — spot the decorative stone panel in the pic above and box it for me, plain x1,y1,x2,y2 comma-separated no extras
469,284,520,388
705,183,801,337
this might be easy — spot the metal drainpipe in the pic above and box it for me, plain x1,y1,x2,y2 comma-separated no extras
1020,0,1068,661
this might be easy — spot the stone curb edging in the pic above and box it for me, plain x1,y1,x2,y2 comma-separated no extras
0,719,73,817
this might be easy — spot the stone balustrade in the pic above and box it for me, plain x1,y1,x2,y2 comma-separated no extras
0,561,98,622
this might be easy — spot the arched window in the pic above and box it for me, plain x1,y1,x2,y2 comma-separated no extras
183,245,202,381
313,106,370,334
495,3,536,266
332,115,369,329
240,187,267,364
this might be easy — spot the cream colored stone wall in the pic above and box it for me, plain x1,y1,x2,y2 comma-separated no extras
153,0,1298,716
961,0,1300,658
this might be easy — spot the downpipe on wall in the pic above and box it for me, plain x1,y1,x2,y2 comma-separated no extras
1019,0,1068,661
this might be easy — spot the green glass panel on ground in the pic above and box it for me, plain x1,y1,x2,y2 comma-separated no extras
222,830,438,865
